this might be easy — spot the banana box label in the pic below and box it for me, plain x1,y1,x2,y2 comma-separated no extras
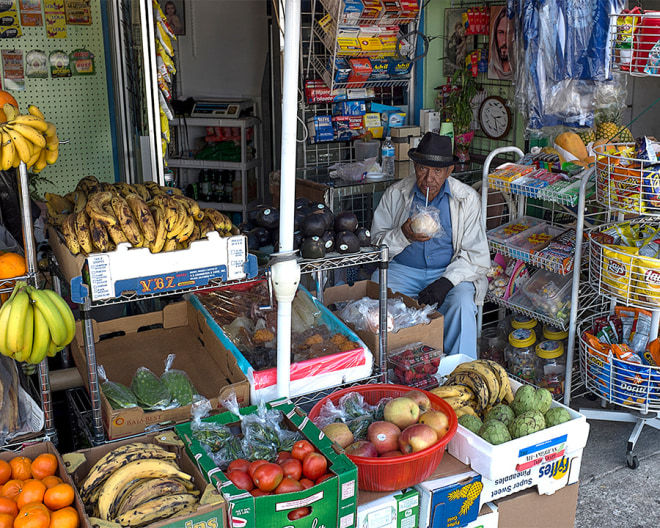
515,434,568,471
415,472,482,528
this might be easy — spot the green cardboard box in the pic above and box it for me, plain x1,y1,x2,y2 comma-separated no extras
176,398,358,528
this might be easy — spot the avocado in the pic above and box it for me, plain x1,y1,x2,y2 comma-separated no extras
321,230,335,252
255,206,279,230
301,211,327,237
335,231,360,254
294,210,306,232
247,206,262,223
301,236,326,259
295,197,310,209
248,227,271,247
334,211,358,233
293,231,303,250
238,221,254,234
355,226,371,247
246,231,260,251
318,208,335,231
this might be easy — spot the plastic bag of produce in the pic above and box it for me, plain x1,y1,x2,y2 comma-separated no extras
190,397,238,468
409,203,446,239
160,353,197,407
99,365,137,409
130,366,173,410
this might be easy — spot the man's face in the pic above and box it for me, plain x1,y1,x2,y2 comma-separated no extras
414,163,454,201
496,17,508,61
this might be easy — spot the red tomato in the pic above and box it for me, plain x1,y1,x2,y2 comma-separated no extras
287,507,311,521
275,477,304,494
299,478,315,489
291,440,315,461
316,473,333,484
248,459,269,479
250,488,271,497
227,459,250,474
253,462,284,492
302,452,328,481
279,458,303,481
226,470,254,491
276,451,292,464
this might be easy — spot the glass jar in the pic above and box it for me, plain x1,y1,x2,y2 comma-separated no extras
535,340,566,397
496,314,513,341
505,328,537,383
511,315,538,331
479,327,506,365
543,325,569,351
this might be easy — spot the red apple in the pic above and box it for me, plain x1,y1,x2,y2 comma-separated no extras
402,390,431,413
344,440,378,458
419,409,450,438
367,420,401,455
380,450,404,458
399,423,438,454
383,397,420,429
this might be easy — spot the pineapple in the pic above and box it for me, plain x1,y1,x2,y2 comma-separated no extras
577,128,596,145
594,106,634,143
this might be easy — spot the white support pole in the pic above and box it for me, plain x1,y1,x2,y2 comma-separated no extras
275,0,302,399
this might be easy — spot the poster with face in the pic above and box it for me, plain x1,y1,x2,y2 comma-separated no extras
161,0,184,35
443,8,477,77
488,5,515,80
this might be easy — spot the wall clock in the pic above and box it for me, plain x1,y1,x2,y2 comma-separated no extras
478,96,512,140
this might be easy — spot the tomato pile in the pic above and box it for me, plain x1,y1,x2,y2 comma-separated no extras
225,439,330,497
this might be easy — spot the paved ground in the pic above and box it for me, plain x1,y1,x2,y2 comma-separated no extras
573,396,660,527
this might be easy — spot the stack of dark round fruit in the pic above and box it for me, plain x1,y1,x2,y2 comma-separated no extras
239,198,371,258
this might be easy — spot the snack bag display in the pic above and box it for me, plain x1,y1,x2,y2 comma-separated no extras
600,245,638,299
633,254,660,307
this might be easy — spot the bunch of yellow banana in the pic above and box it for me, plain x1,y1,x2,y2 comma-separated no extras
0,281,75,364
77,441,199,525
0,103,59,171
46,176,239,256
432,359,514,419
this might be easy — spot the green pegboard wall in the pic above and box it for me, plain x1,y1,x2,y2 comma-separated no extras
10,2,114,197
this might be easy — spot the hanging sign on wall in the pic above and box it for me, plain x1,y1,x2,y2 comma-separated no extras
25,49,47,78
19,0,43,26
2,49,25,90
49,50,71,77
44,0,67,38
70,48,94,75
65,0,91,25
0,1,22,38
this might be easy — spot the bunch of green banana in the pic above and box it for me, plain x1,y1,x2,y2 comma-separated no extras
435,359,514,418
46,176,239,256
78,441,199,526
0,103,59,171
0,281,75,364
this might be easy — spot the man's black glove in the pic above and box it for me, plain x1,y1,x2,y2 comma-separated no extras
418,277,454,307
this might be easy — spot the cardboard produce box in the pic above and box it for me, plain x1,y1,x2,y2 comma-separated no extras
175,398,358,528
48,226,257,303
63,431,227,528
357,488,420,528
70,300,250,439
190,285,373,403
322,280,444,352
494,482,579,528
0,441,86,526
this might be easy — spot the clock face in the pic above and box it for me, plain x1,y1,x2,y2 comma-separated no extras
479,97,511,140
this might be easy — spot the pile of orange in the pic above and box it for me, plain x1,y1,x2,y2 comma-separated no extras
0,454,79,528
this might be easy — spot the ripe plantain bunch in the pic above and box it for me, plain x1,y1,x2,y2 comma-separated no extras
46,175,238,256
0,103,59,172
78,441,200,526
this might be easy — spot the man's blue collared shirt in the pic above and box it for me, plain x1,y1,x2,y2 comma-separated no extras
393,182,453,270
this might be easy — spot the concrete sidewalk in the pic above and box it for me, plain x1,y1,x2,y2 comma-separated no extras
573,396,660,527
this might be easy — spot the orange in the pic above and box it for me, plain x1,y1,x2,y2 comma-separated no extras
0,498,17,517
9,458,31,482
42,485,73,512
0,480,22,501
29,456,57,482
14,503,50,528
0,512,14,528
0,253,27,280
0,462,11,486
48,507,78,528
0,90,18,111
39,478,61,490
16,480,46,510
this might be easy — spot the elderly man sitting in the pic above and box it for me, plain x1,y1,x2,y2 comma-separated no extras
370,132,490,358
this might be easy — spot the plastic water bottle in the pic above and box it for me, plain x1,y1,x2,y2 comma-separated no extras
381,136,395,178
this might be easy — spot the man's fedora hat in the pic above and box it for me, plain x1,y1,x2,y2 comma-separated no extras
408,132,457,168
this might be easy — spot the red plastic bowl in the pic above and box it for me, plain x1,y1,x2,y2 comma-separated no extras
308,384,458,492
